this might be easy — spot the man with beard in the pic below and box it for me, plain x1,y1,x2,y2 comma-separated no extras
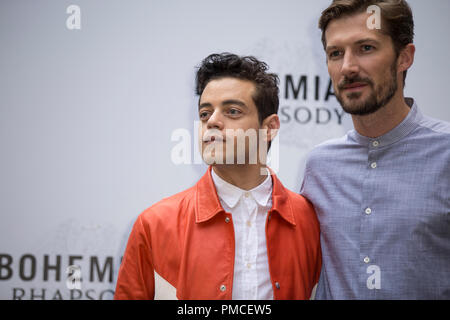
300,0,450,299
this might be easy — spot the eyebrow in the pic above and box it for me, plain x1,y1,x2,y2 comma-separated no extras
198,99,248,110
354,38,380,45
325,45,339,52
326,38,380,51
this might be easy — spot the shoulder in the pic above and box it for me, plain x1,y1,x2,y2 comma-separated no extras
304,133,354,168
311,133,353,153
270,172,317,223
284,188,319,227
409,113,450,162
285,188,314,210
416,114,450,137
138,185,197,229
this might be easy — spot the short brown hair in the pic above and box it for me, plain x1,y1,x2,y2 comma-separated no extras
319,0,414,83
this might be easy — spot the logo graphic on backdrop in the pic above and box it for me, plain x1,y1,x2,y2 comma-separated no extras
279,74,344,126
0,253,120,300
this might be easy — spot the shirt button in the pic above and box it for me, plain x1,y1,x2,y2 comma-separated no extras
246,220,252,227
246,263,252,269
220,284,226,292
275,282,281,290
371,162,377,169
372,141,379,147
225,217,230,223
364,257,370,264
365,208,372,215
244,192,250,198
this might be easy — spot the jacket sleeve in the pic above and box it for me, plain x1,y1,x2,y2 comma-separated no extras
114,215,155,300
314,234,322,285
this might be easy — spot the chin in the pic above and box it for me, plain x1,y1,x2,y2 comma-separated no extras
202,150,226,165
339,93,382,116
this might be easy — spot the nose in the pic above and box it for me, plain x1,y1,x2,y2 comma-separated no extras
207,110,224,130
340,51,360,78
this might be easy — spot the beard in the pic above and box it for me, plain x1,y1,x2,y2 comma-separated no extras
335,62,398,116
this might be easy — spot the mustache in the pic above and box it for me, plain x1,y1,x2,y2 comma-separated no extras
338,76,374,90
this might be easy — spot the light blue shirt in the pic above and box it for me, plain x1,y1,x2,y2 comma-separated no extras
300,98,450,299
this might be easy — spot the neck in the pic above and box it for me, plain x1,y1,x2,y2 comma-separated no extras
212,164,268,191
351,94,411,138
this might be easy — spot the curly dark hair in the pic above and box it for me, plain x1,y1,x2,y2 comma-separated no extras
195,53,279,124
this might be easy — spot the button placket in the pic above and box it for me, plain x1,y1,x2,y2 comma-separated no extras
242,194,258,298
368,145,378,169
360,147,379,293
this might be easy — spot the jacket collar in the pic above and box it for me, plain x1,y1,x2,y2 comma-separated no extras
195,166,296,226
211,167,272,209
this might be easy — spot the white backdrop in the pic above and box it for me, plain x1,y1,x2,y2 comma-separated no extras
1,0,449,300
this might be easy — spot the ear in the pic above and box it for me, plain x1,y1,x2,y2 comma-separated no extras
397,43,415,73
261,114,280,143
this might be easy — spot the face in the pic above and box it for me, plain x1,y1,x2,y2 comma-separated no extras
325,12,400,116
198,77,270,166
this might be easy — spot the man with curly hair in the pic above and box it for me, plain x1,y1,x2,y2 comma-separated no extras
115,53,322,300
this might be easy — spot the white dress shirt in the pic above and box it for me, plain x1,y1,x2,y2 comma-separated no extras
211,168,274,300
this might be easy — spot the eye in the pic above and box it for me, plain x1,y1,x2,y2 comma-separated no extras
361,44,375,52
328,50,342,59
199,110,210,120
227,108,242,117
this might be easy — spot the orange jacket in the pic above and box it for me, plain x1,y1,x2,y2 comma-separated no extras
114,167,321,300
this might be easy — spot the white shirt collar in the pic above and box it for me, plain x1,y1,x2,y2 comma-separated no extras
211,168,273,209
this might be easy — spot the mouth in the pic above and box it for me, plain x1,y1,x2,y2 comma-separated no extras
203,135,224,145
342,82,368,92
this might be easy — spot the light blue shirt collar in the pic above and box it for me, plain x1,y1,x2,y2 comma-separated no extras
349,97,421,148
